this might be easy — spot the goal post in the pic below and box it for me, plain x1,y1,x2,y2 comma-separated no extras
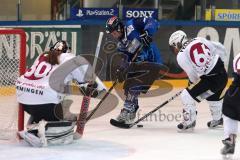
0,29,26,139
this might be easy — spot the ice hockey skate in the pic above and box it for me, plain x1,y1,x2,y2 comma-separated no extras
110,105,139,128
117,108,137,123
207,101,223,129
177,109,197,132
221,134,236,159
177,120,196,131
207,117,223,128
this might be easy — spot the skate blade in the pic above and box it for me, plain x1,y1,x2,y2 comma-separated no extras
110,119,131,129
222,154,233,160
177,127,195,133
208,125,223,129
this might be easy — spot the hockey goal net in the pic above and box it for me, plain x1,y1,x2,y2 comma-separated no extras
0,29,26,140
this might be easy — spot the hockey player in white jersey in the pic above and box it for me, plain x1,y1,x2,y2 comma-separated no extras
168,30,228,131
16,40,106,147
221,53,240,156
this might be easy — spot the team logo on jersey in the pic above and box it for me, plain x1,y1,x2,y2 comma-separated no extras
190,42,211,67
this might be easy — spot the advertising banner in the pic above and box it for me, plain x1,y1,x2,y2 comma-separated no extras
122,8,158,20
0,26,82,67
205,9,240,21
71,8,118,20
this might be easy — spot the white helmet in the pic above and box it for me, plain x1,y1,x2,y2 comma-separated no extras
169,30,187,49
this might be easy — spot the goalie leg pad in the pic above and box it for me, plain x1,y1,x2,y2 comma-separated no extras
18,120,48,147
18,130,46,147
20,120,75,147
45,121,75,146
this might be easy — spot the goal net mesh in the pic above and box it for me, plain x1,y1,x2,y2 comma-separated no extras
0,29,25,140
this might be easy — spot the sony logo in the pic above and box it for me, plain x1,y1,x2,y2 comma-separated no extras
126,10,155,18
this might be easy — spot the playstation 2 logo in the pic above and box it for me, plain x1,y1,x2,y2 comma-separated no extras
76,9,84,17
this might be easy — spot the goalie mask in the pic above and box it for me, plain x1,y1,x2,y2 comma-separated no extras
50,40,71,53
105,16,124,34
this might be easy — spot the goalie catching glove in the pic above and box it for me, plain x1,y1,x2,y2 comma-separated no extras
79,77,106,98
80,82,99,97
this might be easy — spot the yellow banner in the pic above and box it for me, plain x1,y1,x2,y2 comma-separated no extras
205,9,240,21
205,9,211,20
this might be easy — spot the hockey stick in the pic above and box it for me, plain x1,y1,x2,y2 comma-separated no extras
75,32,104,138
110,91,182,129
84,40,144,122
86,80,118,121
86,43,144,120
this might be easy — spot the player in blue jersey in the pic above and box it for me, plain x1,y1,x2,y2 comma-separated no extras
106,16,163,125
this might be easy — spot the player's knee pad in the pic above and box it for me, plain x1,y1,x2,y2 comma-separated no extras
207,100,223,120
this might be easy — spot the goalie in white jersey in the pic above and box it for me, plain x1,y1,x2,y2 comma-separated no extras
221,53,240,156
169,30,228,131
16,40,106,147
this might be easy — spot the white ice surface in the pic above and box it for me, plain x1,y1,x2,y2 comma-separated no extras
0,88,240,160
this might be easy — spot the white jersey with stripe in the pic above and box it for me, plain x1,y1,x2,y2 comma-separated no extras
16,53,105,105
177,37,220,83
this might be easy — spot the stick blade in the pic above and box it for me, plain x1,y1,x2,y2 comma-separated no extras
110,119,131,129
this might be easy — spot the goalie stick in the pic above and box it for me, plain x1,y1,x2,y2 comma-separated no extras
110,91,182,129
75,32,104,138
75,93,91,138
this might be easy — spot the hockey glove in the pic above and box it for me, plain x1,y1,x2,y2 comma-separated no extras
80,82,100,98
139,30,152,47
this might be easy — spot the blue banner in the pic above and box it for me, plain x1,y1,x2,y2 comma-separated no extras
71,8,118,20
122,8,158,20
